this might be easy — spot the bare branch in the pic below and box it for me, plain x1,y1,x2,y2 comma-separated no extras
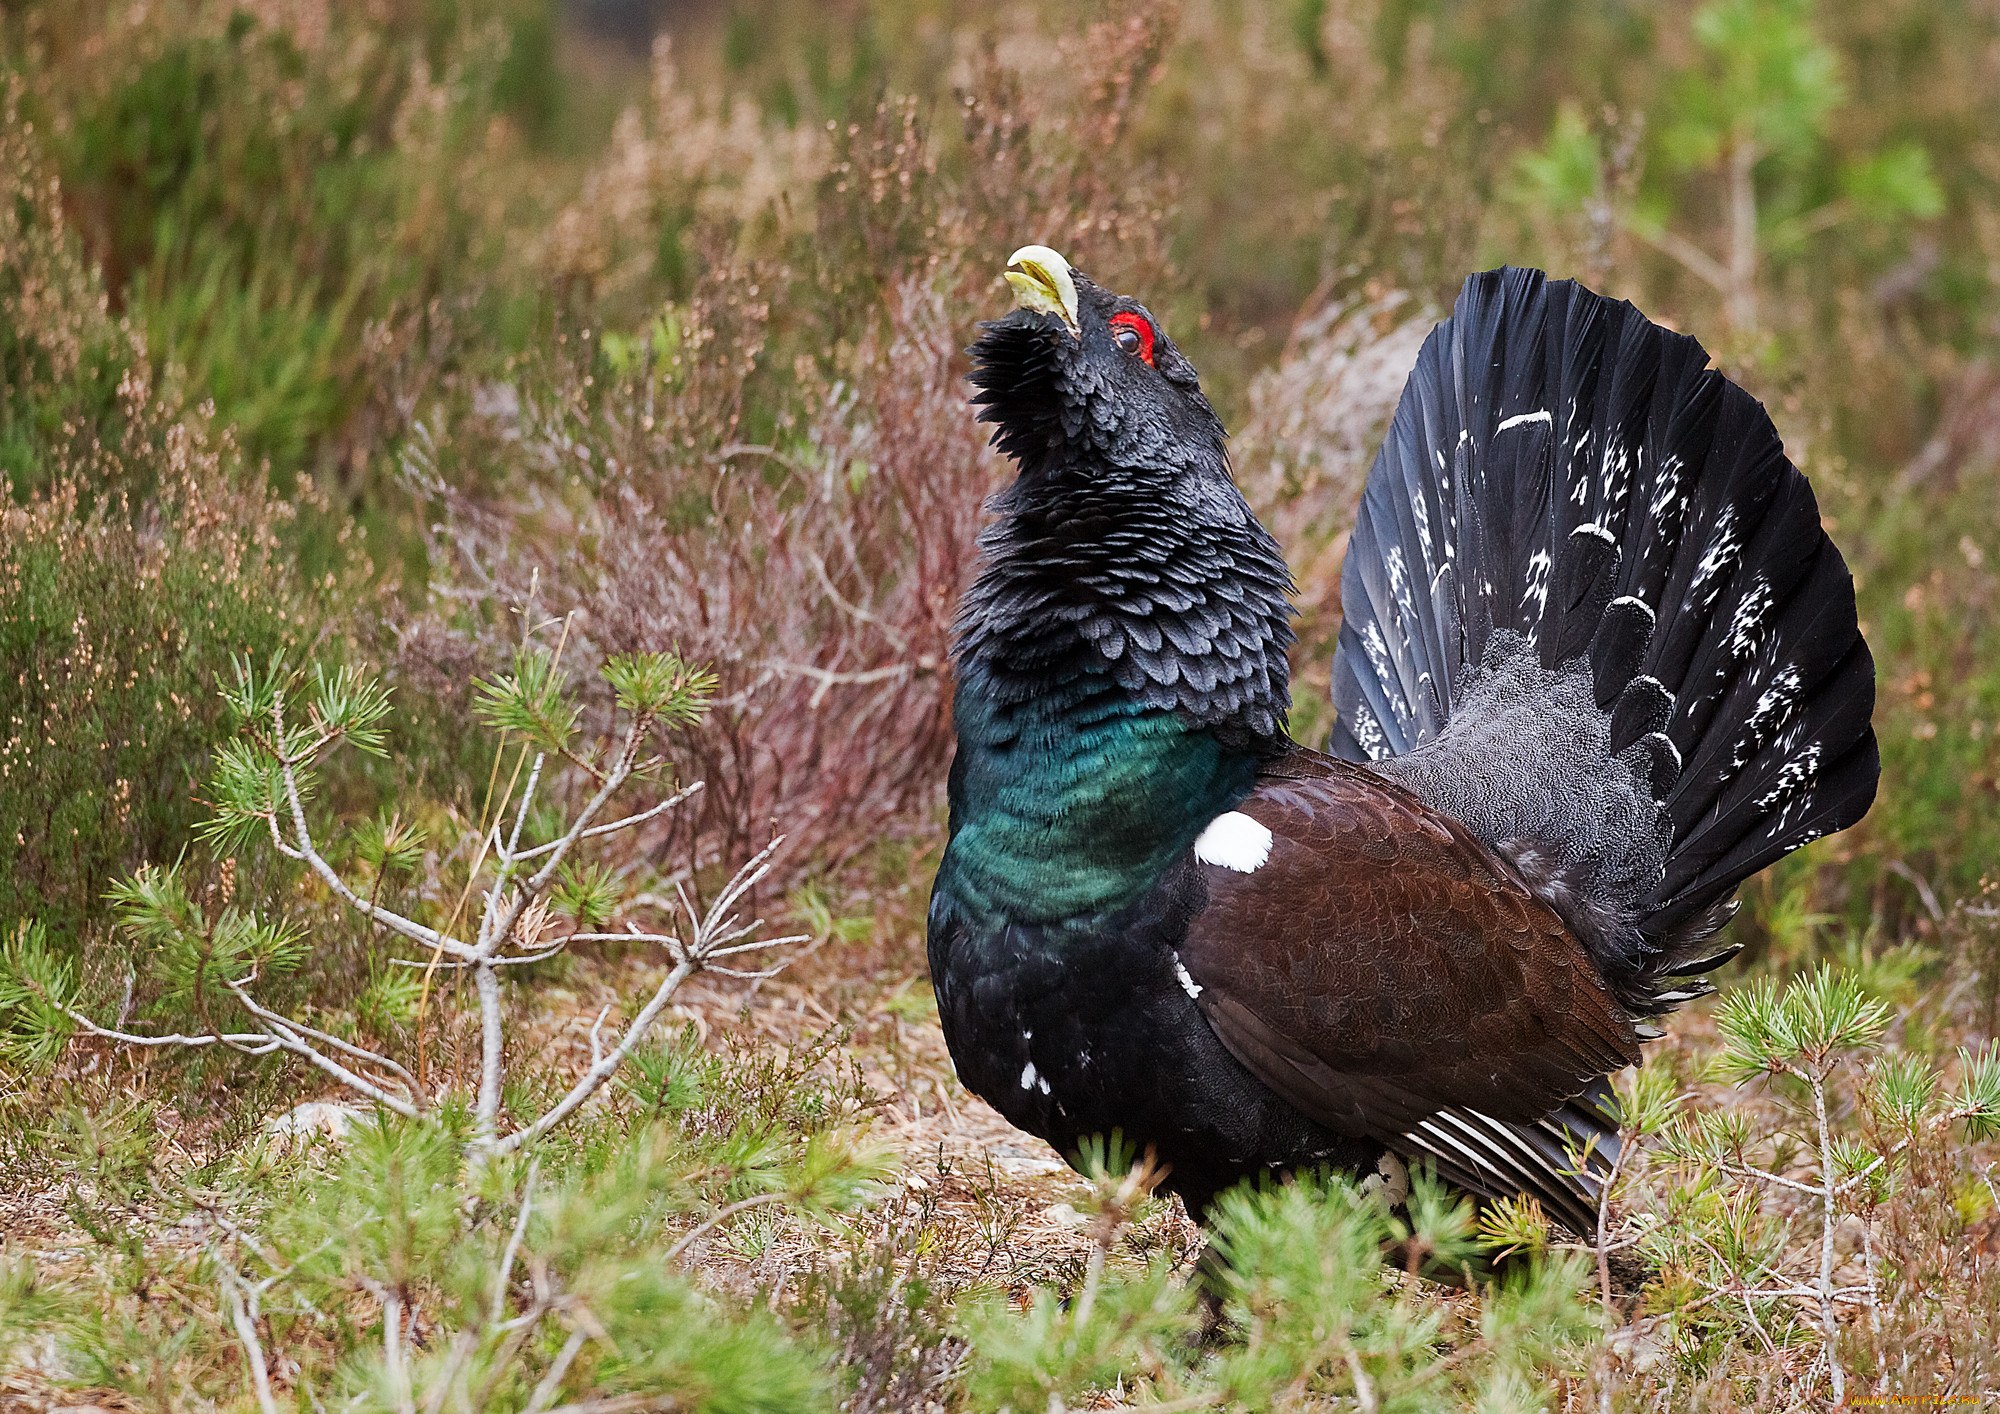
485,722,643,958
700,933,811,960
713,440,809,473
1736,1285,1780,1356
477,836,805,1153
227,983,426,1103
264,810,305,861
216,1259,280,1414
688,837,789,960
1716,1159,1829,1198
389,942,581,970
279,747,477,962
488,958,697,1157
524,1326,591,1414
200,1202,290,1278
225,986,422,1119
1885,859,1946,927
489,1158,539,1325
487,749,544,881
475,958,507,1145
509,782,703,862
380,1284,416,1414
62,1005,279,1053
265,1031,424,1118
1623,217,1732,294
760,659,914,709
1809,1066,1846,1404
801,544,909,652
661,1191,794,1266
545,930,683,950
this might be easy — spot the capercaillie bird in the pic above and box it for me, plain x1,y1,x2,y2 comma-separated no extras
926,248,1879,1234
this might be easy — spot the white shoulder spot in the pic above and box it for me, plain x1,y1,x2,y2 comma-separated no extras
1172,954,1204,1000
1193,810,1272,873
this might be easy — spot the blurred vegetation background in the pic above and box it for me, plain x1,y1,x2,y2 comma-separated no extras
2,0,1999,1407
4,0,1996,947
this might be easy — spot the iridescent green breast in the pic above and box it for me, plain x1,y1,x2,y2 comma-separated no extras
937,682,1258,926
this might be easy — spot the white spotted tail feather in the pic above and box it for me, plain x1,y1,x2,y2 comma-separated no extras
1330,266,1878,1014
1326,267,1877,1234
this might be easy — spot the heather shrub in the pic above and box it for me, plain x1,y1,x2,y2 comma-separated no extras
0,100,133,499
413,24,1183,881
1825,481,2000,925
12,0,558,482
0,91,334,962
415,274,988,879
0,478,317,952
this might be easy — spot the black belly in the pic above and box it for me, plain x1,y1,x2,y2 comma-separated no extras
926,857,1379,1218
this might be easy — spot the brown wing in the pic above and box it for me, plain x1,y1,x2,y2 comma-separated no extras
1179,753,1638,1147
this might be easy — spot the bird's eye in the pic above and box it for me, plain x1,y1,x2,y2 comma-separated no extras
1108,311,1156,366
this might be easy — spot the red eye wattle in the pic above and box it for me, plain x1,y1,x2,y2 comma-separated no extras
1108,311,1156,366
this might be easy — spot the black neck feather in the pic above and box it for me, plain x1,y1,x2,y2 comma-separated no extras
953,464,1296,748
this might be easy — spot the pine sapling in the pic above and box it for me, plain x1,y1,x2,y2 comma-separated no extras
0,627,809,1168
1649,964,2000,1403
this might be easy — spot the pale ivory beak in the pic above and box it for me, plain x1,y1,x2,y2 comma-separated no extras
1005,245,1080,336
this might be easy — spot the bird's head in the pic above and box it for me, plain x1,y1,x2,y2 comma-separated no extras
969,246,1227,481
954,246,1294,746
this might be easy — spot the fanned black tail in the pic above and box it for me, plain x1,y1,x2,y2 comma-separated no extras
1332,266,1877,1000
1328,267,1878,1232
